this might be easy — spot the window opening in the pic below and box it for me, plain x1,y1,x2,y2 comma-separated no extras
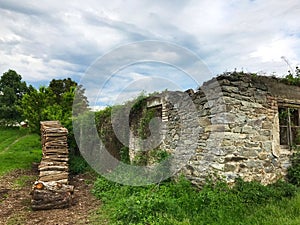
279,107,300,146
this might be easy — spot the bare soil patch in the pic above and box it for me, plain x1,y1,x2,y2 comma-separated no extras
0,169,102,225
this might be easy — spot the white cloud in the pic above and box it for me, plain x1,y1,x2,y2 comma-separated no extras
250,37,298,63
0,0,300,106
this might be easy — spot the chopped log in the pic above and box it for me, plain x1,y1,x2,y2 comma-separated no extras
39,172,69,182
39,161,68,167
39,171,68,177
32,121,74,210
32,181,74,193
42,153,68,158
31,190,72,210
35,182,44,190
42,156,69,162
39,165,68,171
31,197,72,210
43,146,68,151
44,142,68,147
42,149,68,155
54,179,68,184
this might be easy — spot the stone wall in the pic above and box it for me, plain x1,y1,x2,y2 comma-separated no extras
129,73,300,186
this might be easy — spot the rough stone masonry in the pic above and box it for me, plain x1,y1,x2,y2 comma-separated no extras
129,73,300,186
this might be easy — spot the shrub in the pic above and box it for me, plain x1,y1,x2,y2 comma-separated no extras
68,154,91,174
92,175,297,225
287,147,300,186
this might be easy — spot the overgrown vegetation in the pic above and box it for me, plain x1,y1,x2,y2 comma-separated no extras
287,146,300,186
0,69,92,175
0,70,30,126
3,68,300,224
282,66,300,86
69,154,92,174
93,175,299,225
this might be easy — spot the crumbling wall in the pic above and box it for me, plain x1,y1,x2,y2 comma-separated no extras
184,74,300,186
128,73,300,186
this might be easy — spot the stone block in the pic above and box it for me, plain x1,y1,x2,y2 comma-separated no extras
258,152,269,160
205,124,230,132
242,125,257,134
224,163,236,172
240,148,258,157
210,163,224,171
262,141,272,152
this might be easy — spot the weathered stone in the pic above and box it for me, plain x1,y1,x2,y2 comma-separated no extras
245,141,260,148
223,132,247,140
262,141,272,152
258,153,268,160
210,163,224,171
224,163,236,172
199,117,211,126
211,148,226,156
240,148,258,157
210,113,237,124
262,121,273,129
128,73,300,187
173,134,179,140
205,124,230,132
222,140,232,146
225,156,247,162
232,126,242,133
259,130,270,136
242,125,257,134
222,86,239,93
246,160,261,168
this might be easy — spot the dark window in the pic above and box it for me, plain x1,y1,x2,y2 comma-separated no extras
279,107,300,146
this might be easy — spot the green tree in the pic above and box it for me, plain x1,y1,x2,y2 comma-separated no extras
20,86,54,132
0,69,29,126
21,78,89,153
49,78,77,103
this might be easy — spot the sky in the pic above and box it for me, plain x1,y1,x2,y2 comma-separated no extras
0,0,300,108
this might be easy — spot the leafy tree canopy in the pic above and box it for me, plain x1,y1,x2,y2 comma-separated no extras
20,77,89,153
49,78,77,103
0,69,29,125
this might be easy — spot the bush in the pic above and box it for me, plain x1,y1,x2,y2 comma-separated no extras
287,147,300,186
68,154,91,174
92,176,297,225
233,178,297,204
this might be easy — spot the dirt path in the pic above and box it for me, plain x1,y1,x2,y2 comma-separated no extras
0,135,29,154
0,169,104,225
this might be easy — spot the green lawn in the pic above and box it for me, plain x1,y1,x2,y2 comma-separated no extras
0,127,42,175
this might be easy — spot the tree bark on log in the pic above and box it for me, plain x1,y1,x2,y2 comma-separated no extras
32,121,74,210
39,165,68,171
31,191,72,210
39,172,69,182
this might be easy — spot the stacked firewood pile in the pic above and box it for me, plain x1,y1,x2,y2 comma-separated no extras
31,121,74,210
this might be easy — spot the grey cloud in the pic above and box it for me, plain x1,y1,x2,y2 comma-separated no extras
0,0,43,16
0,0,300,105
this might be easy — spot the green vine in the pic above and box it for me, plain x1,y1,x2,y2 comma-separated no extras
282,66,300,86
138,108,156,140
287,146,300,186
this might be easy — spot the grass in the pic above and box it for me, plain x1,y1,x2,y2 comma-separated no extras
6,213,27,225
2,127,300,224
92,176,300,225
13,175,37,189
0,127,42,175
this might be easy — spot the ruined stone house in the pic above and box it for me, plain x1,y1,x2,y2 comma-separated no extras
129,72,300,186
